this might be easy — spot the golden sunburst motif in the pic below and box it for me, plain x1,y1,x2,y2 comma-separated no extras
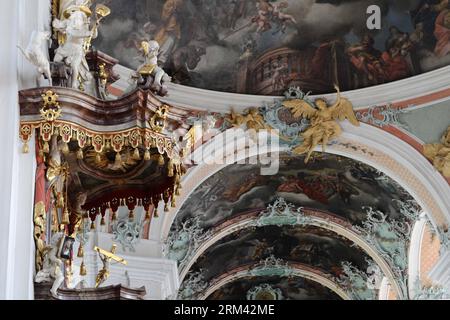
83,146,142,174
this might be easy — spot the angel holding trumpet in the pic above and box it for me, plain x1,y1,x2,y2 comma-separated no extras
282,85,360,163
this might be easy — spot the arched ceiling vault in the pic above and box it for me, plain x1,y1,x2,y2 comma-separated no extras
166,151,426,299
202,262,350,300
207,275,343,301
172,205,404,298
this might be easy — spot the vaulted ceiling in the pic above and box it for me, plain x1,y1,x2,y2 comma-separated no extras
191,225,371,296
208,276,341,300
174,153,413,228
172,152,417,300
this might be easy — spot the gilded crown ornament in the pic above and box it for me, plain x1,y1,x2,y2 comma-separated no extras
40,90,62,122
150,105,169,133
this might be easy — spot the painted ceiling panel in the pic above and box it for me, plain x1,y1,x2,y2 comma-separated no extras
190,225,371,282
95,0,450,95
207,275,341,300
174,153,413,231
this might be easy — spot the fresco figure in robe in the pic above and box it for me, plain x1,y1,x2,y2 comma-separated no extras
155,0,184,64
347,34,385,84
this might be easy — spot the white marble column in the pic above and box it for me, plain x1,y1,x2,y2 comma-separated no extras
0,0,50,299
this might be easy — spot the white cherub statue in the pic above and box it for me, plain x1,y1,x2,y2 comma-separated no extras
35,232,65,296
137,40,171,87
17,31,52,86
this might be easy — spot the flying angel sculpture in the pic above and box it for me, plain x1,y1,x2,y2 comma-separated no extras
282,85,360,163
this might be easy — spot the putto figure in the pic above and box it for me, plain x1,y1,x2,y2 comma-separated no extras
34,232,65,296
282,85,360,163
137,40,171,88
424,126,450,178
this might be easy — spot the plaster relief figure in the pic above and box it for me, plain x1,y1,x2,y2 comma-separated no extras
137,40,172,88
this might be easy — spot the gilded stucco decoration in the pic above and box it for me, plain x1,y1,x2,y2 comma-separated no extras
225,86,359,163
40,90,61,122
281,85,360,163
424,126,450,178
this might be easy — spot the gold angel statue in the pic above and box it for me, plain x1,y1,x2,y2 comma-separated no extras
282,85,360,163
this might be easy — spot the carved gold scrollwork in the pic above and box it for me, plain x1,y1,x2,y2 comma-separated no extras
150,105,169,133
40,90,62,122
98,63,108,87
19,121,180,162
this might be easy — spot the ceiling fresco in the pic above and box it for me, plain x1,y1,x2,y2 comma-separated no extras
94,0,450,95
188,225,371,282
173,153,413,231
207,276,341,300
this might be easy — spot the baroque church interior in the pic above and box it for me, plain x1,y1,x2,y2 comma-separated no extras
2,0,450,302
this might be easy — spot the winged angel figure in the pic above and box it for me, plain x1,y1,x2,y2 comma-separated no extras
282,85,360,163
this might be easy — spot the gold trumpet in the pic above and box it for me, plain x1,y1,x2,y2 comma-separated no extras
83,4,111,52
95,4,111,18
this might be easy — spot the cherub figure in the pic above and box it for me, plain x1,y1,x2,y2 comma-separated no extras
282,85,360,163
424,126,450,177
227,107,271,132
271,61,289,91
137,40,171,87
227,107,275,142
273,2,297,33
35,232,65,296
252,0,274,33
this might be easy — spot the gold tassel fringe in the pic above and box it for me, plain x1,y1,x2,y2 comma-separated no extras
132,148,141,160
77,244,84,258
144,150,151,161
80,261,87,276
61,207,70,225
